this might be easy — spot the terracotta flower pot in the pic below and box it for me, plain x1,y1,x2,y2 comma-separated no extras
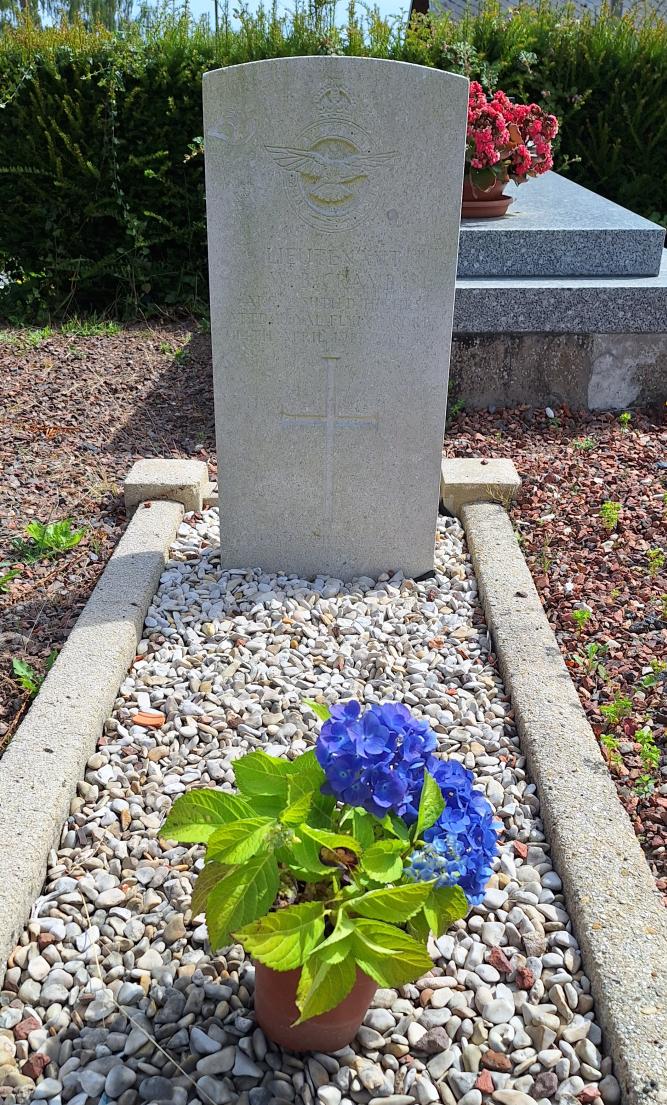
253,961,377,1052
461,175,513,219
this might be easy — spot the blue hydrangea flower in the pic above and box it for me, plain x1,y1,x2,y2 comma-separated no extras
405,761,498,906
315,699,498,904
315,700,437,820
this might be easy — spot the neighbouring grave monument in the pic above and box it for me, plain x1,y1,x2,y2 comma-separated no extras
204,57,468,579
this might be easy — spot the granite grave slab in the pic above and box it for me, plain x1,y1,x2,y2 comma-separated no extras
457,171,665,278
204,57,468,579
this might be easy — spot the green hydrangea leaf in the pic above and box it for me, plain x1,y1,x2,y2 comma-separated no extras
303,698,332,722
349,882,433,923
233,750,292,802
245,793,290,818
288,825,362,878
350,919,432,988
206,853,280,952
281,789,315,827
361,839,405,883
307,789,338,829
340,808,375,850
407,910,430,943
311,914,355,964
191,861,230,918
281,753,328,826
285,749,325,783
206,817,276,864
423,885,468,937
285,835,334,878
379,814,410,841
304,826,363,854
234,901,327,970
415,772,444,839
294,946,356,1024
161,790,255,843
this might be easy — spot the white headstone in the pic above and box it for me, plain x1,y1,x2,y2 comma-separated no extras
204,57,467,579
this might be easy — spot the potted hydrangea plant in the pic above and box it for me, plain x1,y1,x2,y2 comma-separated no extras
162,700,497,1051
463,81,559,217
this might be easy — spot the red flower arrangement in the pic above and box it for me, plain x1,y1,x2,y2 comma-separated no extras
466,81,559,192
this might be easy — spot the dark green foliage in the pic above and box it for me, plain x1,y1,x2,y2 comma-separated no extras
0,1,665,320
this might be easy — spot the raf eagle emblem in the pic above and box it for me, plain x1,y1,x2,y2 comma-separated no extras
266,140,397,208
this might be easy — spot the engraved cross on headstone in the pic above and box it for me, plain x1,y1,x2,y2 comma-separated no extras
281,354,378,523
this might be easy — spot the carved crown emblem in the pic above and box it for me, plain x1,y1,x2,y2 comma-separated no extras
317,86,353,114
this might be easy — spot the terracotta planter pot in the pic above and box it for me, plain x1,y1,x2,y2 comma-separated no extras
254,961,377,1052
461,175,513,219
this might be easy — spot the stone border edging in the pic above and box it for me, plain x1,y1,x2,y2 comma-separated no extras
0,499,184,985
124,458,211,516
461,501,667,1105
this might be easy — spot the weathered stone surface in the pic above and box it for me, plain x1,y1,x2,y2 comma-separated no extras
440,458,520,518
204,56,467,579
449,329,667,411
124,458,211,516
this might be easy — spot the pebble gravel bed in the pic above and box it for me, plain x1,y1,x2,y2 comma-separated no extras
0,510,620,1105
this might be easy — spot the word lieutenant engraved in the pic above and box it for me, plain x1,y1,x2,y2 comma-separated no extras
281,355,378,524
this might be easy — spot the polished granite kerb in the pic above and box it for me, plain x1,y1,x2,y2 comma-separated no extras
457,172,665,279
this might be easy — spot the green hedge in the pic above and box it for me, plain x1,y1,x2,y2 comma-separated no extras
0,2,665,320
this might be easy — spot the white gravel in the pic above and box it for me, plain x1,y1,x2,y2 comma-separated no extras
0,510,617,1105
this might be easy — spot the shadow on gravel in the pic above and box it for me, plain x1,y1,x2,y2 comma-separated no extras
107,331,216,464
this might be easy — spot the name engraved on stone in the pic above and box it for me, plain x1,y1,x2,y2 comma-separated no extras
281,354,378,523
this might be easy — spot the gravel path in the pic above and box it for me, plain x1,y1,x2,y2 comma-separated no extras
0,511,617,1105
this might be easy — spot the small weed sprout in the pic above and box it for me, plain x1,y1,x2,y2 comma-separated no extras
539,539,553,574
600,694,633,728
600,500,621,532
641,659,667,689
600,731,622,767
617,411,632,431
646,547,665,577
571,608,592,633
13,519,86,563
0,564,21,592
573,641,608,679
610,587,621,601
573,436,597,451
446,380,464,428
11,650,58,698
61,319,121,338
635,725,661,795
12,658,41,695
